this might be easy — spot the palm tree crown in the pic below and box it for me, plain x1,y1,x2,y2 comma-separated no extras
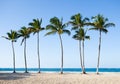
3,30,18,42
29,18,44,34
90,14,115,33
73,28,90,41
69,13,89,30
18,26,31,45
45,17,70,36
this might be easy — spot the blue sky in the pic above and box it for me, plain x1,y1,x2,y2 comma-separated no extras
0,0,120,68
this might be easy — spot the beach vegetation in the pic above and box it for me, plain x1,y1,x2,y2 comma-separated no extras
29,18,44,73
69,13,89,74
18,27,31,73
2,30,19,73
45,17,70,74
89,14,115,74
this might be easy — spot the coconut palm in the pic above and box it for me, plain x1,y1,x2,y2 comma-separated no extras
90,14,115,74
69,13,89,30
69,13,89,74
29,18,44,73
18,27,31,73
73,28,90,74
45,17,70,74
2,30,18,73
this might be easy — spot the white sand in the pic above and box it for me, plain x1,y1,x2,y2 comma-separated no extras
0,73,120,84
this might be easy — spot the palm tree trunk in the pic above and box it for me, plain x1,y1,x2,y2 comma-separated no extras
37,32,41,73
79,40,83,73
12,41,16,73
58,34,63,74
82,40,86,74
96,31,101,74
24,38,28,73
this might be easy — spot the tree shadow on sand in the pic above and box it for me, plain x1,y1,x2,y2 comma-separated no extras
0,73,33,80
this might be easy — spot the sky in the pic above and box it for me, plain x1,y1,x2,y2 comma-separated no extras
0,0,120,68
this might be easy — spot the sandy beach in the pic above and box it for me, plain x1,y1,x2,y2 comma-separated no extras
0,73,120,84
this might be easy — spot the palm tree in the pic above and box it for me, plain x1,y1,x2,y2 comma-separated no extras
45,17,70,74
2,30,18,73
69,13,89,30
29,18,44,73
69,13,89,74
73,28,90,74
90,14,115,74
18,27,31,73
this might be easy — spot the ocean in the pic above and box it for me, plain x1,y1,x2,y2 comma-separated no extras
0,68,120,73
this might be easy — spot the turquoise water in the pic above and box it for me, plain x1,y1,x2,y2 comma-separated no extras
0,68,120,73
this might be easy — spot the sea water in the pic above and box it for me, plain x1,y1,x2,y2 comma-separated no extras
0,68,120,73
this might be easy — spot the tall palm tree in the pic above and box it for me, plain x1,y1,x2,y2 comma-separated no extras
73,28,90,74
45,17,70,74
29,18,44,73
90,14,115,74
2,30,18,73
69,13,89,74
18,27,31,73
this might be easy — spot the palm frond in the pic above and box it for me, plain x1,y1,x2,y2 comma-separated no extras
101,29,108,34
85,36,90,40
73,34,78,40
89,28,99,31
33,32,36,35
40,27,44,31
29,23,34,26
83,17,89,23
46,25,57,31
45,31,57,36
62,24,67,29
104,18,108,22
39,18,42,25
91,16,96,19
68,21,76,26
71,26,79,31
7,32,11,38
2,36,9,40
63,30,71,35
104,23,115,28
20,38,25,45
85,22,94,26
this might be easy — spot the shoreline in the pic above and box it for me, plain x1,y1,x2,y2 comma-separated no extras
0,73,120,84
